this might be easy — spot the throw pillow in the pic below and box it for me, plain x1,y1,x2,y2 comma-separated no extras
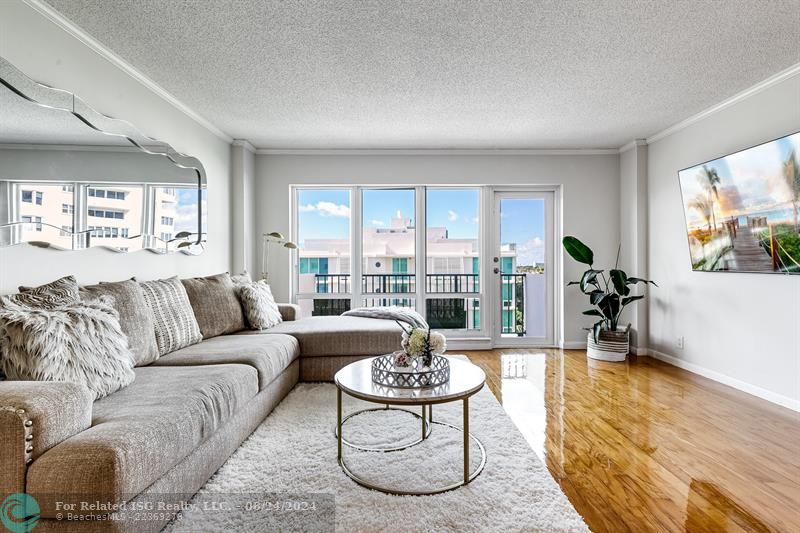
230,271,252,285
14,275,80,309
181,273,246,339
0,296,135,400
80,279,159,366
139,277,202,356
238,280,282,330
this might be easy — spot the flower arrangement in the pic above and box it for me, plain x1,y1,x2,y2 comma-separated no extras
395,322,446,369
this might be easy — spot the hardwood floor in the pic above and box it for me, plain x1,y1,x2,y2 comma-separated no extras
463,349,800,533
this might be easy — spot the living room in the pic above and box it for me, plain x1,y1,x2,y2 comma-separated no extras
0,1,798,532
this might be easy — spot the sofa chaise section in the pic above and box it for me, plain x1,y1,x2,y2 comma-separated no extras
241,315,404,380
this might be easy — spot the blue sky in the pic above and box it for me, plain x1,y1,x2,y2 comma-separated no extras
500,198,545,265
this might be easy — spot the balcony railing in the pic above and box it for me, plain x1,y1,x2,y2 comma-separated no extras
309,273,526,333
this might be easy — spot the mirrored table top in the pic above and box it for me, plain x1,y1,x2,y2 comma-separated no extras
335,355,486,405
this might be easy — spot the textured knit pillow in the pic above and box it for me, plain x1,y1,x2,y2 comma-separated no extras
0,296,135,400
14,275,80,309
139,277,202,356
181,273,246,339
238,280,282,330
80,279,159,366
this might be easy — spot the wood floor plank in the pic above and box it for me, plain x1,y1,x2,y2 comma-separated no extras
463,349,800,532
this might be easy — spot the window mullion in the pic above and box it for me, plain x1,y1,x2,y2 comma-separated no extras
351,186,362,311
415,185,426,318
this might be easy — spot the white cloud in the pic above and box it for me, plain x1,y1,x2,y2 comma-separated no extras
371,219,384,226
298,201,350,218
516,236,544,265
447,210,458,222
472,216,479,224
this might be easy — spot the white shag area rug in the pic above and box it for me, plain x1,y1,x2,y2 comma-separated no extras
165,380,588,532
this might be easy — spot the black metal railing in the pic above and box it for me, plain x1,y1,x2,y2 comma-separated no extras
309,273,526,333
314,274,350,294
426,273,479,293
501,274,525,335
312,298,351,316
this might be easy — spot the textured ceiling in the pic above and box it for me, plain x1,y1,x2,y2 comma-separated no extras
44,0,800,149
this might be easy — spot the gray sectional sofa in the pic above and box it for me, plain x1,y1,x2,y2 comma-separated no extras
0,301,402,533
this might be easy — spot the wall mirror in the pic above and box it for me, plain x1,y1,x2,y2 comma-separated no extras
0,56,206,254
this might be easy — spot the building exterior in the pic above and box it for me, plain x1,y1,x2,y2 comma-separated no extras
298,211,524,332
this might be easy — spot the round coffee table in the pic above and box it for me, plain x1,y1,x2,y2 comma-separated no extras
334,355,487,495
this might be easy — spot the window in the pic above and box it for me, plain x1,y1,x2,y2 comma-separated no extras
295,189,351,317
60,225,72,236
88,208,124,220
392,258,408,273
62,204,74,214
21,190,41,204
425,188,480,330
152,186,204,252
88,188,126,200
362,188,415,296
62,185,73,192
21,216,42,231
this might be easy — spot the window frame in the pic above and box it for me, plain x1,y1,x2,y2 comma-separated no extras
291,185,487,339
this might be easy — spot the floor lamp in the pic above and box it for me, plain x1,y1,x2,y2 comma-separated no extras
262,232,297,281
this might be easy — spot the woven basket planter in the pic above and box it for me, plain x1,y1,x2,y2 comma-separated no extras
586,327,629,362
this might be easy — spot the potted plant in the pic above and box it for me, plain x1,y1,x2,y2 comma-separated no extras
563,236,657,361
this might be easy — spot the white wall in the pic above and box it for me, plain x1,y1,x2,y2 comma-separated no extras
254,152,620,346
0,1,232,292
647,74,800,408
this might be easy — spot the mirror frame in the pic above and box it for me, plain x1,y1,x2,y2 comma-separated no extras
0,55,207,255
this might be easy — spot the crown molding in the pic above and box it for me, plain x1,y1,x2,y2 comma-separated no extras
645,61,800,145
232,139,256,153
254,147,619,156
22,0,233,144
618,139,647,153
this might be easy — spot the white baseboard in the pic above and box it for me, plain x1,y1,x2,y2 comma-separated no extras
647,349,800,412
562,341,586,350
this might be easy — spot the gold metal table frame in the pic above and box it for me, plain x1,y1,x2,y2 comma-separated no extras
334,356,487,496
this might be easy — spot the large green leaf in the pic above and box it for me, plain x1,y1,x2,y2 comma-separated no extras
609,269,629,295
626,277,658,287
563,236,594,265
579,269,603,293
621,295,644,306
589,290,605,305
592,320,605,344
582,309,604,317
598,293,621,323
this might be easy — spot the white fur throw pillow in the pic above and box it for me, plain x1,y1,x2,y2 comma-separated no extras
238,281,282,330
0,296,135,399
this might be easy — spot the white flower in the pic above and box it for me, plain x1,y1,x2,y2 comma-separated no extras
429,331,447,354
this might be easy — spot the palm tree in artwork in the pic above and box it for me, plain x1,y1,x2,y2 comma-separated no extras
783,149,799,232
700,165,721,231
689,196,713,231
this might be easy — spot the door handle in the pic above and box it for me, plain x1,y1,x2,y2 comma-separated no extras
493,267,500,274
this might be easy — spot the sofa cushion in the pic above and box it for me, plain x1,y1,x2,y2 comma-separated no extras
139,277,202,355
14,275,79,309
26,364,258,509
152,334,298,390
181,273,246,339
80,279,159,366
0,296,135,400
240,316,403,357
237,280,282,330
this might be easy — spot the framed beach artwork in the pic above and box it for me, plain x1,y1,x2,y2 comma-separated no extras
678,131,800,274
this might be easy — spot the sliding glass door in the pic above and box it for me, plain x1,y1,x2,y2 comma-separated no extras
292,186,557,346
